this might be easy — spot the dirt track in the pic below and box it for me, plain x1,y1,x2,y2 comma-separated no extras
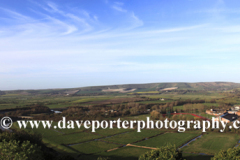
126,144,158,150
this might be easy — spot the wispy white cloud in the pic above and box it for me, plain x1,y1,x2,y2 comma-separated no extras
111,1,127,12
112,5,127,12
0,8,32,22
109,1,143,30
129,12,143,29
114,2,124,6
93,15,98,21
45,2,92,34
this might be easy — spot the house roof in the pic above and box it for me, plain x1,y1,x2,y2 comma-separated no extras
221,113,238,122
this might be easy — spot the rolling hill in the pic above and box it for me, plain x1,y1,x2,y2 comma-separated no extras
1,82,240,95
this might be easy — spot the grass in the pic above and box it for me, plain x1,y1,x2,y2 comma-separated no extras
1,94,20,97
13,121,64,137
104,129,164,144
123,114,150,120
43,139,80,158
182,153,213,160
173,105,184,110
13,121,89,135
97,146,152,160
198,113,216,119
14,121,102,145
71,97,112,103
203,103,219,107
94,128,133,136
182,133,240,154
170,114,196,120
129,91,159,94
135,132,201,148
71,141,120,154
138,100,172,104
46,104,71,109
145,93,225,100
55,127,88,134
46,132,103,145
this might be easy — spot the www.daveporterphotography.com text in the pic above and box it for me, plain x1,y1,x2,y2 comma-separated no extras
15,117,240,133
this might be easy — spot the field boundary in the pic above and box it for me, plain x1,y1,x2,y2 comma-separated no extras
126,144,157,150
178,134,202,149
131,132,166,144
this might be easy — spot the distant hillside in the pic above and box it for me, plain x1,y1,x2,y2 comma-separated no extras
2,82,240,95
77,82,240,91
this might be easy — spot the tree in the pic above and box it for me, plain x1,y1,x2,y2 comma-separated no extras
139,144,183,160
212,146,240,160
150,110,160,120
0,139,44,160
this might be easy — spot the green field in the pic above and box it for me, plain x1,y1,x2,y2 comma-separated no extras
96,146,213,160
145,93,225,100
45,132,103,145
182,153,213,160
182,133,240,154
71,141,121,154
198,113,216,119
138,100,172,104
135,132,201,148
129,91,160,94
94,128,133,136
105,129,164,144
71,97,113,103
123,114,150,120
47,104,71,109
170,114,197,120
97,146,152,160
13,122,102,145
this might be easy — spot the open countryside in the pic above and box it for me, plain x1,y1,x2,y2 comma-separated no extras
1,82,240,159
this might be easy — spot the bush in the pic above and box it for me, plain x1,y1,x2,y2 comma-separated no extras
0,139,44,160
212,146,240,160
139,144,183,160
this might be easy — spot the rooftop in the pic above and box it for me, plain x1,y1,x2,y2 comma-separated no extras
221,113,238,122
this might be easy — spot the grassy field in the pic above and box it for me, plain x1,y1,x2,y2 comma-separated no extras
170,114,197,120
97,146,152,160
12,117,237,159
129,91,160,94
182,133,240,154
93,128,133,136
123,114,150,120
96,146,213,160
71,141,121,154
198,113,216,119
183,153,213,160
45,132,103,145
138,100,172,104
13,121,103,145
71,97,113,103
105,129,165,144
203,103,219,107
135,132,201,148
145,93,225,100
46,104,71,109
0,104,20,109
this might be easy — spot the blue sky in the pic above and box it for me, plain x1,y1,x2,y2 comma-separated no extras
1,0,240,90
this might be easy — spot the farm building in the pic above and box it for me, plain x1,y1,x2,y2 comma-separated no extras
215,113,238,123
206,109,226,116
